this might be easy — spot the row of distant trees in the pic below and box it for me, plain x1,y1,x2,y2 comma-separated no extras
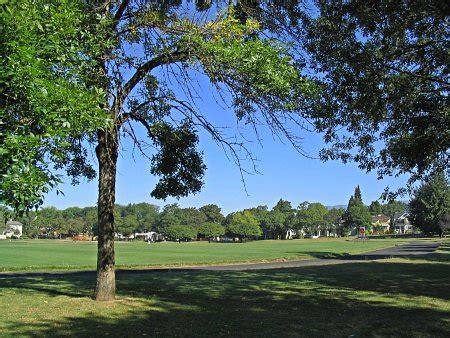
3,175,448,240
0,193,401,240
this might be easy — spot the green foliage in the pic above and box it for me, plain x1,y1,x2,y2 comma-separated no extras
164,224,197,241
261,210,286,239
344,187,372,232
258,200,297,239
177,207,207,228
126,203,159,232
198,222,225,239
122,10,316,201
155,204,206,239
199,204,224,224
353,186,362,203
324,208,345,231
409,172,450,235
345,204,372,232
297,202,328,233
227,211,262,240
13,203,158,238
302,1,449,191
272,199,293,214
369,201,383,216
150,122,206,199
156,204,181,235
1,0,110,213
117,214,139,237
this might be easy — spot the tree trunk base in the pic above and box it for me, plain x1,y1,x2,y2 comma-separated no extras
94,268,115,301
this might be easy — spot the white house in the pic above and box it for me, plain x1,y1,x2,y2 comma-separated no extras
0,221,23,239
134,231,160,241
393,212,413,234
118,231,164,242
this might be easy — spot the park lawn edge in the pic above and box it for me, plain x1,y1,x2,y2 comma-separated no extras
0,239,417,273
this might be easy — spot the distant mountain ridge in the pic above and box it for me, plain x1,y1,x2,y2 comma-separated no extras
325,200,409,211
326,205,347,210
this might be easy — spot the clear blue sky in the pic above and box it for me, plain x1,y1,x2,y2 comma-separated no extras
43,71,409,214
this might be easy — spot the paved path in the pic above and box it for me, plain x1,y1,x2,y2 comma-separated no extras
0,241,441,278
188,240,441,271
344,240,441,260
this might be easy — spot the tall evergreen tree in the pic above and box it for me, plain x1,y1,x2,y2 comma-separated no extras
344,186,371,233
354,186,362,203
369,201,383,216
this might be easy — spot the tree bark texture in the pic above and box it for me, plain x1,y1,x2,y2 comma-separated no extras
94,127,118,301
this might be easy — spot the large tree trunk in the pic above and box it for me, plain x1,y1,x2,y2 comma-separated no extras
94,128,118,301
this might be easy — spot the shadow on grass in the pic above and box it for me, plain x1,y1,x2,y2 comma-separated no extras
291,241,444,262
402,241,450,263
1,261,449,337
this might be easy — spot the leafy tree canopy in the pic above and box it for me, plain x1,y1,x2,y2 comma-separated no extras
409,172,449,235
1,0,110,213
273,199,294,215
301,0,450,194
198,222,225,239
369,201,383,216
227,210,262,240
164,224,197,241
324,208,345,228
199,204,224,224
297,202,328,232
261,209,286,238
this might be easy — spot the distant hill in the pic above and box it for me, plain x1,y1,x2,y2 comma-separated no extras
326,205,347,210
326,200,409,211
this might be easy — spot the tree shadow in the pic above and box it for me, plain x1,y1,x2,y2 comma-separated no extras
401,242,450,263
1,261,449,337
288,241,443,261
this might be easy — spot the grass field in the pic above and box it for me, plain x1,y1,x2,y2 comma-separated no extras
0,240,448,337
0,238,414,272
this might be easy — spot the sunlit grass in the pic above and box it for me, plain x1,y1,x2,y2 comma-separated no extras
0,238,415,272
0,242,448,337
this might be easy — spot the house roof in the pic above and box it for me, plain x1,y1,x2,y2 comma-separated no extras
1,221,23,233
6,220,23,226
394,211,408,220
372,214,390,223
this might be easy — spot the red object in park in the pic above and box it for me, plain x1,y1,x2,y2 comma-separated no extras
358,227,366,239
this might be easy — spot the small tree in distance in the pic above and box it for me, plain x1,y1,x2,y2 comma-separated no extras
227,211,262,242
199,205,225,224
297,202,328,236
198,222,225,242
164,225,197,242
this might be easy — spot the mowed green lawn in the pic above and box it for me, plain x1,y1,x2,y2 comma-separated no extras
0,241,448,337
0,238,412,272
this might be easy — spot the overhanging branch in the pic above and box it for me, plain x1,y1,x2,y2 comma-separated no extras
114,0,129,23
122,50,187,100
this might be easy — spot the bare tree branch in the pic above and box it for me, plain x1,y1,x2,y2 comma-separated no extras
113,0,129,23
122,50,187,100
